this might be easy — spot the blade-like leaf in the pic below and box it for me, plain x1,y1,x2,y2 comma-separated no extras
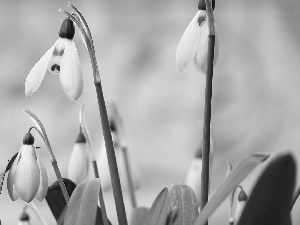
144,188,170,225
130,207,149,225
64,178,101,225
46,178,76,220
194,153,269,225
237,152,296,225
168,184,199,225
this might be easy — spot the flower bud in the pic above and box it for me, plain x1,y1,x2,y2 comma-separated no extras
68,131,89,184
58,18,75,40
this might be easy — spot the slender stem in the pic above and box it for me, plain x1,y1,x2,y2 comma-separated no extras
92,160,109,225
122,147,137,208
291,184,300,211
52,161,70,204
95,82,128,225
0,172,5,195
29,202,48,225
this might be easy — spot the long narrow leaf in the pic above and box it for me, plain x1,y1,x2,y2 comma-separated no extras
237,152,296,225
168,184,198,225
64,178,101,225
144,188,170,225
194,153,269,225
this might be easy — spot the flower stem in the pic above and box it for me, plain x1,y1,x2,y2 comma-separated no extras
95,82,128,225
200,1,215,223
29,202,48,225
122,146,137,208
52,161,69,204
92,160,109,225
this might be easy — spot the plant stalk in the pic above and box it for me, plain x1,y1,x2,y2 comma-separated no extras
52,161,70,204
122,146,137,208
95,82,128,225
92,160,109,225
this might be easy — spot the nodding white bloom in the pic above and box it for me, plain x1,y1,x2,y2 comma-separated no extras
68,131,89,184
7,133,48,203
184,134,215,204
176,10,219,74
25,18,83,102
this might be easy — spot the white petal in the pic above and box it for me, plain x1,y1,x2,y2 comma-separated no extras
25,41,57,97
176,10,205,72
14,145,40,203
68,143,89,184
59,40,83,102
7,150,21,201
35,150,48,201
193,21,219,74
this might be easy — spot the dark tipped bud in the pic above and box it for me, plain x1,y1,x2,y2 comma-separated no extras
19,211,29,221
58,18,75,40
198,0,215,10
238,189,248,202
23,133,34,145
195,147,202,159
76,132,86,143
109,119,117,132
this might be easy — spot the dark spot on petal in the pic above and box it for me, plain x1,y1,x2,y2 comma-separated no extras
58,49,64,56
57,65,60,71
51,65,56,71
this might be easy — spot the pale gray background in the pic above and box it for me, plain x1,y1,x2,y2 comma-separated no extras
0,0,300,224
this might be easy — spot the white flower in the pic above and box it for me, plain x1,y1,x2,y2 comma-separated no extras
7,133,48,203
25,18,83,102
176,10,219,74
68,131,90,184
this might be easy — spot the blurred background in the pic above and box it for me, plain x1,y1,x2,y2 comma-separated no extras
0,0,300,224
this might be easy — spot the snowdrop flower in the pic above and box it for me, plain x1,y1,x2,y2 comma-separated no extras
7,133,48,203
68,130,89,184
25,18,83,102
176,10,219,74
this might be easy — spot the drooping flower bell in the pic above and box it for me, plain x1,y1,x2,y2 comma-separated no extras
68,129,90,184
176,1,219,74
7,132,48,203
25,17,83,102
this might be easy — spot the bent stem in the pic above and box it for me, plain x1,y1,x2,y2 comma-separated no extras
200,0,215,221
29,202,48,225
59,6,128,225
23,109,70,204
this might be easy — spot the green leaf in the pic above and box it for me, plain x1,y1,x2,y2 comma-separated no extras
144,188,170,225
237,152,296,225
130,207,149,225
64,178,101,225
168,184,199,225
194,153,269,225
